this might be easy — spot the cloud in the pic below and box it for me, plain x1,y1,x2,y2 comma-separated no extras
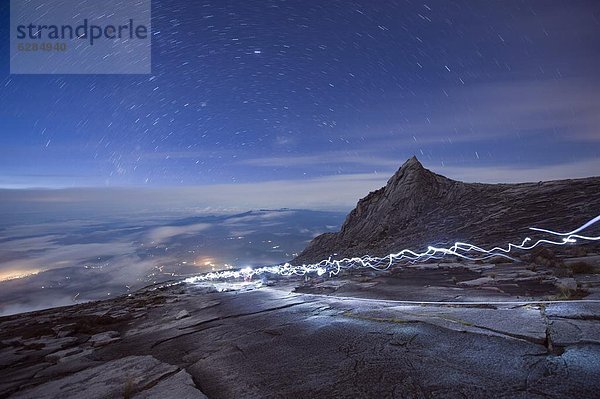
0,240,137,274
223,210,293,225
146,223,212,244
140,150,225,160
0,173,388,213
178,174,389,210
345,78,600,145
2,154,600,216
238,151,401,168
0,297,78,317
434,158,600,183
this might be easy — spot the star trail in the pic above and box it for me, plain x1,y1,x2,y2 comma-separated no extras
0,0,599,194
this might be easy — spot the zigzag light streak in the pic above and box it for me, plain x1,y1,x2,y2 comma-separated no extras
184,215,600,284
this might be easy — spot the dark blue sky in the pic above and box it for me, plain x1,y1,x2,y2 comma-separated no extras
1,0,599,191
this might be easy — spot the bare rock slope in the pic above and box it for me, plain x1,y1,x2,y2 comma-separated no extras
294,156,600,264
3,277,600,399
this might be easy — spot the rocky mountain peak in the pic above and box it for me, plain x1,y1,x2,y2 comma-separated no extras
293,157,600,264
386,156,424,183
384,155,451,194
400,155,422,169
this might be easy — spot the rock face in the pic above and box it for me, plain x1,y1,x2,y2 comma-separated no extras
294,156,600,264
2,277,600,399
11,355,205,399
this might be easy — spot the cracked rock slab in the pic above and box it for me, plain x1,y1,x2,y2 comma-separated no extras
175,310,190,320
89,331,120,347
132,370,207,399
347,305,548,344
11,355,203,399
2,281,600,398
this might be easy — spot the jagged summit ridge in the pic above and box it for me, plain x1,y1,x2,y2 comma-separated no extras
386,156,438,186
293,157,600,264
337,156,463,245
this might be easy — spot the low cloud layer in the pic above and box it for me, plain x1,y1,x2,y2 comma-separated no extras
0,209,345,316
1,156,598,216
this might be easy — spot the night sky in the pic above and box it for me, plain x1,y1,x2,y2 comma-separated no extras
1,0,599,194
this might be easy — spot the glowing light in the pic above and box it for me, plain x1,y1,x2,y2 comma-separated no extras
184,215,600,284
0,269,42,282
530,215,600,236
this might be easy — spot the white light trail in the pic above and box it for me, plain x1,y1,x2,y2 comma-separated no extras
185,215,600,284
529,215,600,236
